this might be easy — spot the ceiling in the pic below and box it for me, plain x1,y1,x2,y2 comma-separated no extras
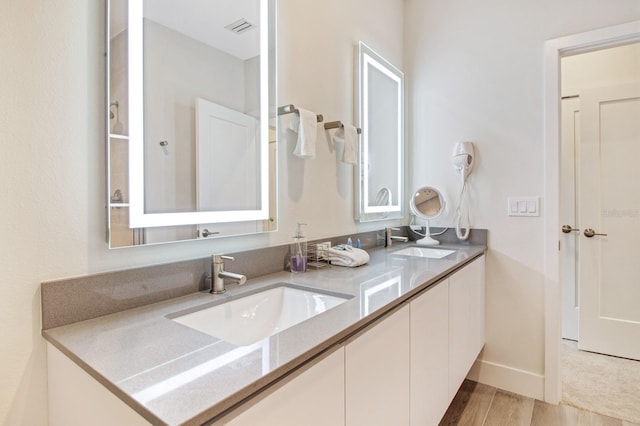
110,0,260,60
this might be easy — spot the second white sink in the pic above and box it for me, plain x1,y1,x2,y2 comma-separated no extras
392,247,456,259
171,284,352,346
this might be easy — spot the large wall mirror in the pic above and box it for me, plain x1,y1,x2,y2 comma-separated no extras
106,0,277,248
355,41,404,222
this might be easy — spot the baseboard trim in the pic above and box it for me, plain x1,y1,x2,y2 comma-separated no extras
466,359,544,400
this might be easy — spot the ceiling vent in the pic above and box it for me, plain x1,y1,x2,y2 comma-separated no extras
225,18,257,34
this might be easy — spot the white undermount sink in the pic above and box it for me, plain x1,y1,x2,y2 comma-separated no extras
171,284,352,346
392,247,456,259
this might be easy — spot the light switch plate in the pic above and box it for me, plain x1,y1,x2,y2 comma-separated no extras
507,197,539,217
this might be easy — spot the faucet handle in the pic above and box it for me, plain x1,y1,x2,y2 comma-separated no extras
213,254,235,263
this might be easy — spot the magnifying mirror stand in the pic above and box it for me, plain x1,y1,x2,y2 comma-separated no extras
411,186,445,246
416,219,440,246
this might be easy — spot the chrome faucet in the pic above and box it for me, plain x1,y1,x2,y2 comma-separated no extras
210,254,247,294
385,227,409,247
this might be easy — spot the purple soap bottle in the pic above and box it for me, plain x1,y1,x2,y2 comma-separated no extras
290,223,307,273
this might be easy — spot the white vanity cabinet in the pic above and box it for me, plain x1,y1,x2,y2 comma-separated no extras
448,256,485,401
232,304,413,426
227,347,345,426
345,304,411,426
410,279,450,425
48,344,151,426
235,250,485,426
410,255,485,425
46,254,485,426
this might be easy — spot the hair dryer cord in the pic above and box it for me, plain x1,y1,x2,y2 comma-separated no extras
454,179,471,240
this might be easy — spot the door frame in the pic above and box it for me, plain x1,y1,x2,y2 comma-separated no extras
543,20,640,404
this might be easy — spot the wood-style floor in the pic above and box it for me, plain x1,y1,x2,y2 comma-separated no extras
439,380,640,426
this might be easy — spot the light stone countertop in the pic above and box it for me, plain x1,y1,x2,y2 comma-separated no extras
43,242,486,426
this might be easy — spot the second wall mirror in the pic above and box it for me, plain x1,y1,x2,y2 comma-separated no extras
355,41,405,222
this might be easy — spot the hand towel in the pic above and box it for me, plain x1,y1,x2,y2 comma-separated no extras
333,124,359,164
326,246,370,267
289,108,317,159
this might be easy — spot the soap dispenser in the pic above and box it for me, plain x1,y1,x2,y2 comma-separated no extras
290,223,307,273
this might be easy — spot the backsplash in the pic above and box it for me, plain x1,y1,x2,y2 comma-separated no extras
41,227,487,330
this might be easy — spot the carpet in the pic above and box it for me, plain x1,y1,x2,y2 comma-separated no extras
562,339,640,424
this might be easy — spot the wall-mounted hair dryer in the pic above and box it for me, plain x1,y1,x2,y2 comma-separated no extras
453,141,475,182
453,141,476,241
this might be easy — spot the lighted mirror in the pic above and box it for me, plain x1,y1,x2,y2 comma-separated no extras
106,0,277,248
410,187,445,246
355,41,404,222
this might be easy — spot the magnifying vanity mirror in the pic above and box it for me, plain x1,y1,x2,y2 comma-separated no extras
106,0,277,248
410,187,445,246
355,41,404,222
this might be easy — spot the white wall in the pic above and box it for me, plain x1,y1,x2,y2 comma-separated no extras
0,0,402,423
404,0,640,398
276,0,405,239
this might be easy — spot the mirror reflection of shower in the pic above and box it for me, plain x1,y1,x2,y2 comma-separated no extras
110,100,124,134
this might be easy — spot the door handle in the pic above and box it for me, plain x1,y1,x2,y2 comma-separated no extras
199,229,220,238
561,225,580,234
584,228,608,238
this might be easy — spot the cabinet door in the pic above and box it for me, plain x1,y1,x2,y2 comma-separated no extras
345,304,410,426
448,256,485,401
227,347,345,426
47,344,151,426
410,280,449,425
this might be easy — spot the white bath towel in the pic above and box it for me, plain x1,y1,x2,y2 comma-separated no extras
289,108,318,159
326,246,370,267
333,124,359,164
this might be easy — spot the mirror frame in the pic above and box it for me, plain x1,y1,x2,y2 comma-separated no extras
127,0,271,228
355,41,405,222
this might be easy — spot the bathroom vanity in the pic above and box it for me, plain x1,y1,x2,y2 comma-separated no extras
43,241,485,425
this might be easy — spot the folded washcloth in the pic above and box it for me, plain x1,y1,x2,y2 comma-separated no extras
289,108,318,159
333,124,358,164
326,245,370,267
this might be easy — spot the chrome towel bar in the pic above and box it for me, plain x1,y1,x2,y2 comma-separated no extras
277,104,324,122
324,120,362,134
